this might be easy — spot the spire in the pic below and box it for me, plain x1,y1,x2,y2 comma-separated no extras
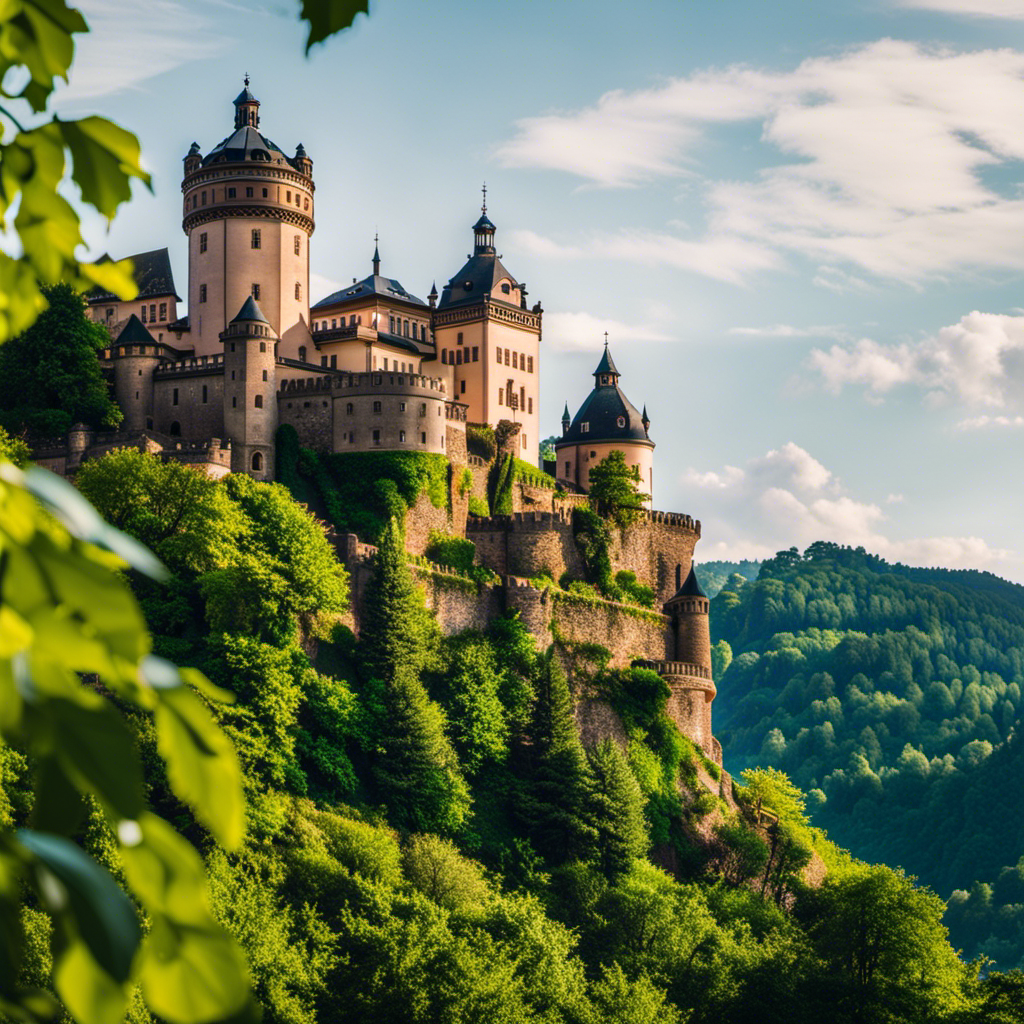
231,295,269,324
372,234,381,276
593,337,620,383
233,74,260,129
428,280,438,309
561,401,571,436
473,186,496,255
641,404,650,433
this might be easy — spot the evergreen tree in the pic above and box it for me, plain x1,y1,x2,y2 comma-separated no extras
372,669,470,834
587,450,650,527
518,650,595,863
360,517,437,686
587,739,649,878
0,282,122,435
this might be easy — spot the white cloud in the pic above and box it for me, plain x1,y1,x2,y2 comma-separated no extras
896,0,1024,18
499,40,1024,283
542,311,674,352
57,0,226,102
310,272,343,306
684,442,1015,572
956,414,1024,429
728,324,848,340
808,311,1024,407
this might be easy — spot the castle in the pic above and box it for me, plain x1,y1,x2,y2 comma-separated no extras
27,80,724,782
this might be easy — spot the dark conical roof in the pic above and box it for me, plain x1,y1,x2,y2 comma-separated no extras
594,343,619,378
673,566,707,600
231,296,269,324
562,401,571,421
234,85,258,106
114,314,156,346
473,212,496,232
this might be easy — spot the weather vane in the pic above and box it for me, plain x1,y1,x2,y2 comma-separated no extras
482,182,487,213
244,72,250,87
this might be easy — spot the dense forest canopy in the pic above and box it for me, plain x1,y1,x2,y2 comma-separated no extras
711,541,1024,971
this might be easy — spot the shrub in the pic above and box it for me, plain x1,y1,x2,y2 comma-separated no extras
458,466,473,496
489,453,515,514
275,423,301,491
514,458,556,490
468,495,489,516
466,422,496,461
425,530,476,574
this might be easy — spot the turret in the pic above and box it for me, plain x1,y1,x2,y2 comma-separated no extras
372,236,381,277
222,297,277,479
428,281,438,309
184,141,201,175
561,402,571,436
665,566,711,673
233,77,260,128
110,315,162,431
294,142,312,177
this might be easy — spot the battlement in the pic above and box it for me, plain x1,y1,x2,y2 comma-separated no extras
154,353,225,376
466,509,573,533
279,375,334,394
446,403,468,422
643,509,701,534
166,437,232,453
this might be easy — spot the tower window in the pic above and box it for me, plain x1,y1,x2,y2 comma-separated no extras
294,235,301,255
199,231,207,253
399,430,406,442
528,356,534,373
230,342,235,352
299,346,306,362
259,342,266,353
252,452,263,471
420,432,426,444
565,461,570,475
201,191,207,205
150,304,156,322
304,198,309,211
262,369,268,381
456,350,463,365
252,283,260,300
420,403,426,415
400,402,406,412
460,380,466,394
170,421,180,436
504,349,510,365
172,388,178,406
472,346,479,361
295,283,301,300
202,385,208,403
528,397,533,414
246,186,253,198
349,432,355,443
141,305,147,323
522,433,527,449
581,422,589,433
159,303,167,321
254,395,263,408
296,193,301,207
286,190,292,202
501,283,510,294
346,402,353,414
227,187,236,198
262,188,268,198
372,429,380,444
251,229,261,249
498,388,504,405
232,397,237,407
373,401,382,413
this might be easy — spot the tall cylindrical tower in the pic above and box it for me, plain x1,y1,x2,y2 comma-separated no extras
222,296,278,480
110,314,162,432
182,78,314,359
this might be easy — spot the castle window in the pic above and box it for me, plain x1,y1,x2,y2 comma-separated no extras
259,342,266,353
565,461,570,475
520,386,526,410
350,314,356,326
141,305,147,322
512,352,518,369
105,307,113,320
472,346,479,361
346,402,353,415
299,346,306,362
383,358,388,370
262,370,268,382
590,450,596,458
304,199,309,211
404,320,409,337
441,350,447,364
200,284,207,303
199,232,207,253
227,187,236,198
232,397,237,407
420,403,426,415
230,342,235,352
528,356,534,373
332,319,337,329
251,229,261,249
501,283,510,294
170,421,180,435
372,429,380,444
456,350,463,365
581,422,589,433
172,388,178,406
349,432,355,443
251,452,263,471
252,283,260,300
231,371,235,379
373,401,382,413
202,385,208,403
498,388,504,405
201,191,207,205
295,283,301,300
294,235,301,255
460,380,466,394
528,397,533,414
495,346,501,362
254,395,263,409
457,332,463,344
389,316,395,333
399,430,406,442
135,390,139,399
159,303,167,321
262,188,268,198
420,325,426,341
522,433,527,449
286,190,292,202
331,355,337,369
400,402,406,412
296,193,301,207
246,186,253,198
504,349,510,365
147,418,153,429
321,356,328,366
421,432,426,444
150,304,156,322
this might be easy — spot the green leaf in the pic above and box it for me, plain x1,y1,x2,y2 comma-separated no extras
299,0,368,51
47,698,144,819
57,116,151,219
17,829,141,984
30,756,86,836
154,686,244,848
53,939,127,1024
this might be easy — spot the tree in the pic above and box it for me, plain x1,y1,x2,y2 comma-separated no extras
0,283,123,435
518,651,595,863
586,740,649,879
586,450,650,527
539,435,559,464
0,425,31,467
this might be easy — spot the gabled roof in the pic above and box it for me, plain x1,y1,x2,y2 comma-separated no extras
313,273,427,310
231,296,269,324
113,314,156,346
88,248,181,303
437,252,519,310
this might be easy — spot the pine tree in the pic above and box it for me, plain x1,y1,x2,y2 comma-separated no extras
372,668,470,834
360,517,437,686
587,739,649,879
518,650,595,863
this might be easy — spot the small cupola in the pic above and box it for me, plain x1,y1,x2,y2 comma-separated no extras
226,296,271,337
641,405,650,435
184,141,201,174
294,141,312,176
233,75,260,129
473,183,496,255
593,335,620,388
428,281,438,309
561,401,571,436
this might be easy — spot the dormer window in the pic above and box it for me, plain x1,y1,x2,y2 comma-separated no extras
581,422,590,433
501,283,510,294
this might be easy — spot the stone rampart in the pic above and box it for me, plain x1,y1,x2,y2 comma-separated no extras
613,512,701,606
549,591,672,668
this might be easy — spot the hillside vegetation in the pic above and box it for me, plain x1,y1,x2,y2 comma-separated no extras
712,542,1024,970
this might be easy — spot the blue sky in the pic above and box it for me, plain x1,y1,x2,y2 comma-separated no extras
54,0,1024,578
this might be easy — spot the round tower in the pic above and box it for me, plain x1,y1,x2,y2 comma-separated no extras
109,314,163,432
182,78,313,359
222,296,277,480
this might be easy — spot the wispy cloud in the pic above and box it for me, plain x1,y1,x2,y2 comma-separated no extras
896,0,1024,18
499,40,1024,284
59,0,226,103
957,414,1024,429
728,324,848,340
542,310,673,352
685,442,1015,571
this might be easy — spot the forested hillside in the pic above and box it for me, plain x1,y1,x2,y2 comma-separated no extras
694,560,762,598
711,542,1024,969
5,452,1017,1023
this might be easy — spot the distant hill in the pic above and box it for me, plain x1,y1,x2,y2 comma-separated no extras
711,542,1024,969
694,559,762,597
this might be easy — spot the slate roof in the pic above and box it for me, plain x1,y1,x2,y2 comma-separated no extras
88,248,181,303
113,314,156,346
202,125,300,169
437,252,519,310
313,273,427,309
555,347,653,449
231,296,269,324
668,566,707,602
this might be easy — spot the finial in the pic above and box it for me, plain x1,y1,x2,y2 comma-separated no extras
244,72,250,88
372,233,381,276
482,181,487,213
604,331,609,348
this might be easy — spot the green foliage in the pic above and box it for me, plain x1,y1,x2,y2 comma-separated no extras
695,560,762,598
275,423,302,492
0,425,31,467
468,494,489,517
538,435,559,464
614,569,655,607
457,466,473,497
0,284,122,435
586,450,650,528
300,0,368,51
465,422,496,461
586,740,649,878
513,458,555,490
489,453,515,515
402,833,488,910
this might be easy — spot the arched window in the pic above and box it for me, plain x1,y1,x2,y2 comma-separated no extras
254,395,263,408
252,452,263,471
169,421,181,436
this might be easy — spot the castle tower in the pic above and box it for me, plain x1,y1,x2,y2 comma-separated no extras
434,191,542,464
182,78,313,359
554,340,655,504
109,315,162,431
222,296,277,479
657,566,716,760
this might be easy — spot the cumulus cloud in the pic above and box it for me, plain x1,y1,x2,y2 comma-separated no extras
498,40,1024,283
685,442,1015,571
956,414,1024,429
542,311,674,352
808,311,1024,407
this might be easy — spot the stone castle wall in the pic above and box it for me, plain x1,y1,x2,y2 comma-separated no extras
279,380,333,450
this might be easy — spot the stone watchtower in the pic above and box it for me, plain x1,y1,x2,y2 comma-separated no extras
182,77,314,359
222,297,278,479
647,566,719,764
